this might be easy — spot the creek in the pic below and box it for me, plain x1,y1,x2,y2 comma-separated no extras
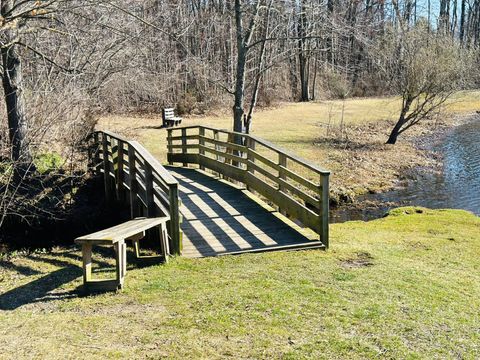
331,116,480,222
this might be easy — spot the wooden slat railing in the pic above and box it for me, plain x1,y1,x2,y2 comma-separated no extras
167,126,330,248
90,130,182,255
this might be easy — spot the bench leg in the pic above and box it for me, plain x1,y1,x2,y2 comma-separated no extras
133,239,140,258
114,241,127,289
82,243,93,283
159,224,170,262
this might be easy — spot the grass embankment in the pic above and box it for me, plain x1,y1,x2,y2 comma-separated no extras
99,90,480,202
1,208,479,358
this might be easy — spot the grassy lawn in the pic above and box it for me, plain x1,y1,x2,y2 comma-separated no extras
99,90,480,198
1,208,479,359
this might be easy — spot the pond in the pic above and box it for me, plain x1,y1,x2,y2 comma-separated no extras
331,116,480,222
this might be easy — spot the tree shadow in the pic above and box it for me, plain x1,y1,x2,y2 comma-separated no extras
0,255,82,310
132,124,167,131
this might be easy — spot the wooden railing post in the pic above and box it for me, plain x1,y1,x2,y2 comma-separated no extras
116,140,125,202
278,153,287,215
145,164,155,217
128,144,140,218
102,134,113,204
246,137,255,191
320,174,330,248
199,127,205,170
167,129,173,165
168,183,182,255
92,132,101,174
181,128,187,167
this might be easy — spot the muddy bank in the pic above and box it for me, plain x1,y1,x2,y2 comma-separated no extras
331,113,480,222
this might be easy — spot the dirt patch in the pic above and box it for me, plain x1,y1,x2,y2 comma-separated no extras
341,252,375,269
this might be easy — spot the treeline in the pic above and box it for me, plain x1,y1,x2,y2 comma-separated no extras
91,0,480,113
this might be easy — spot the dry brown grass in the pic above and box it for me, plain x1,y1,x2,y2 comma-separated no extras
98,91,480,201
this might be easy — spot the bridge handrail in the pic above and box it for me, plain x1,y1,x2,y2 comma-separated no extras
90,130,182,255
167,126,330,248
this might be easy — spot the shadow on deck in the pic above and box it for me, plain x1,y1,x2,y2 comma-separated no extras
167,167,325,258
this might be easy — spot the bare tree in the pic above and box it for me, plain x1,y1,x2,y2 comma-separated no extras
377,21,471,144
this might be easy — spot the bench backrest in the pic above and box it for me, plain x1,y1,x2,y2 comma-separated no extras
163,108,175,119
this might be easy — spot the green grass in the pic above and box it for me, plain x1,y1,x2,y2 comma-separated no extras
1,208,479,359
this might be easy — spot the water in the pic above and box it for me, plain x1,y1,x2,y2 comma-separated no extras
331,116,480,222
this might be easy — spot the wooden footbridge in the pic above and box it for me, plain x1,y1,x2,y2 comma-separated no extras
90,126,330,260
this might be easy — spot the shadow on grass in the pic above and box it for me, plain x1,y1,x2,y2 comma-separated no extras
0,256,82,310
0,247,164,310
133,124,168,131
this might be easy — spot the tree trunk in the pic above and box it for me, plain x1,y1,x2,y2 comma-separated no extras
460,0,466,44
1,32,31,164
386,109,408,145
386,122,402,144
299,54,309,102
298,0,310,102
233,0,247,137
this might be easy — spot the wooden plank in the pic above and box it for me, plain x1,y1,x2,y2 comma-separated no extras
279,165,319,192
93,132,101,175
320,174,329,248
130,140,177,185
244,172,321,233
199,145,247,164
169,144,199,150
278,153,287,217
277,177,320,210
145,164,155,217
199,135,247,153
98,130,129,144
198,155,245,183
84,279,120,292
183,241,326,258
167,129,173,164
168,183,182,255
247,161,279,186
248,134,330,175
75,217,169,242
82,243,92,282
116,140,125,202
128,144,140,218
181,128,187,167
248,149,279,170
175,127,329,174
168,153,199,165
199,128,205,171
102,134,113,203
169,135,199,141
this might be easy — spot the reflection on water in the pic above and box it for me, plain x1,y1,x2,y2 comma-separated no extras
332,116,480,222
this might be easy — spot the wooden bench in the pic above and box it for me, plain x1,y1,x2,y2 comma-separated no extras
162,107,182,127
75,217,169,292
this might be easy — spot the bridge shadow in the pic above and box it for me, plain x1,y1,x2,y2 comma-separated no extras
166,166,320,258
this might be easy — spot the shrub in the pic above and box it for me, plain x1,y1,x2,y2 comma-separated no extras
34,152,64,174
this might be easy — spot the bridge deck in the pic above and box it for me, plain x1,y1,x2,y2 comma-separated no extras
167,167,324,258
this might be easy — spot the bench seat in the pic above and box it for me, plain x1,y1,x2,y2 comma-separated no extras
75,217,169,291
162,108,182,127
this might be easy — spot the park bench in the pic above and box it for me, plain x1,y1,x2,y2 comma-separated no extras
75,217,169,292
162,107,182,127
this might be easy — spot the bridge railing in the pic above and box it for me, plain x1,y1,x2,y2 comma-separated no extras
167,126,330,248
90,130,182,255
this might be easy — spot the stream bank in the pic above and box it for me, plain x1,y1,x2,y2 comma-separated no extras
331,114,480,222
